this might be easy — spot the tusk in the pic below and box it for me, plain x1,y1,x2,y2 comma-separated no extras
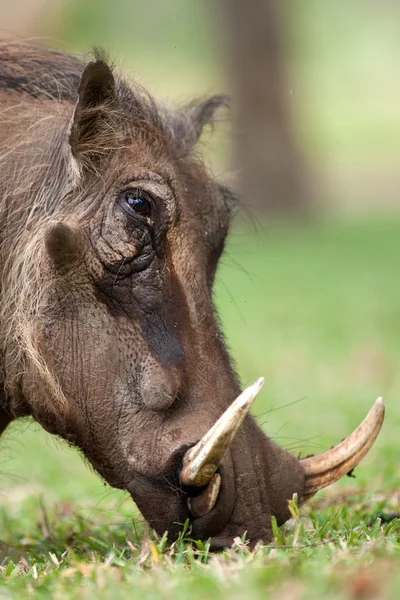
187,474,221,517
180,378,265,487
301,397,385,500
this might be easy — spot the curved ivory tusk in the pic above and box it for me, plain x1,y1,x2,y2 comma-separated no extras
301,397,385,500
180,378,265,487
187,474,221,517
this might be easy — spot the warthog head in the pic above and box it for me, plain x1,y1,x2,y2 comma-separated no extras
0,45,385,548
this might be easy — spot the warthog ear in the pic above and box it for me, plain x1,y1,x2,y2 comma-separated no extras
180,95,230,149
69,59,116,169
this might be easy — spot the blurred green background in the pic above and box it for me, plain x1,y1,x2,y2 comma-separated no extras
61,0,400,212
2,0,400,211
0,0,399,534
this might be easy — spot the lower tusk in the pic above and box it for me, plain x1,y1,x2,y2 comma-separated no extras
300,397,385,499
187,473,222,518
180,378,265,487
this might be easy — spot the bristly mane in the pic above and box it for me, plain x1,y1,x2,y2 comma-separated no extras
0,42,82,101
0,42,228,153
0,43,168,140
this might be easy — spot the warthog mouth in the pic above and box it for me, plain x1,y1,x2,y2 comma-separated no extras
179,379,264,517
179,379,385,519
128,381,384,546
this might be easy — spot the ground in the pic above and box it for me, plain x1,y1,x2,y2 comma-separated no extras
0,218,399,598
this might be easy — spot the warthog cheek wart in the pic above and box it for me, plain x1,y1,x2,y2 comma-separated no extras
139,360,180,411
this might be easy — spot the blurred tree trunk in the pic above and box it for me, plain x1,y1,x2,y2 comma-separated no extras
222,0,310,215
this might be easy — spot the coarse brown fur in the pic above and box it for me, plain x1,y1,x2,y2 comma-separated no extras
0,42,305,548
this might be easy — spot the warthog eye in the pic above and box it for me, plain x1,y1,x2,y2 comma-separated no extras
120,188,152,217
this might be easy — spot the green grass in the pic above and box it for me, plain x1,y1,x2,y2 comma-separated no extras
1,218,399,598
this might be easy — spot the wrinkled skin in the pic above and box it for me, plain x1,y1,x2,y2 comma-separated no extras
0,44,305,548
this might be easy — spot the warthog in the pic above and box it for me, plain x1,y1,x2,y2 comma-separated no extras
0,43,385,548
